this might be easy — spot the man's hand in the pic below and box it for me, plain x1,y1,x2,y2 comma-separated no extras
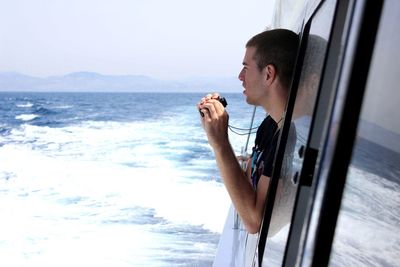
197,93,229,150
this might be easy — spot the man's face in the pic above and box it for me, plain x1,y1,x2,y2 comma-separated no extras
238,46,266,106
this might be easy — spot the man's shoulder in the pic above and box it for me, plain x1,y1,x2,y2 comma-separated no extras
259,116,278,135
257,115,274,132
255,115,278,147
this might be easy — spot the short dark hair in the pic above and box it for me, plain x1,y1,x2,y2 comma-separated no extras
246,29,299,89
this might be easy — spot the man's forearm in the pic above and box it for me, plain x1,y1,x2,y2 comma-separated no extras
213,141,260,230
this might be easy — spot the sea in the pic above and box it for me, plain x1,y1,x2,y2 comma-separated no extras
1,92,399,267
0,92,265,267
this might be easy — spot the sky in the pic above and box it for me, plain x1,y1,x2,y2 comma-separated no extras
0,0,275,80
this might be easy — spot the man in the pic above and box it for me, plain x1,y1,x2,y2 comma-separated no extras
197,29,299,234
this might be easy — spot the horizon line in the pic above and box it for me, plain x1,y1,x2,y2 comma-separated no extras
0,71,239,80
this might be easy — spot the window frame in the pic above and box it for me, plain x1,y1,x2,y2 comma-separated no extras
257,0,385,266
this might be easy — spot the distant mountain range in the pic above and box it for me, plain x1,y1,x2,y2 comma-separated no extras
0,72,242,93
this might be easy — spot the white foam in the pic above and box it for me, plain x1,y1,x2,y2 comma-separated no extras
16,102,33,108
53,105,73,109
329,167,400,266
15,114,40,121
0,118,231,233
0,96,260,265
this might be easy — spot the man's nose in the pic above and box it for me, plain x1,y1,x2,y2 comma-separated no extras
238,69,244,81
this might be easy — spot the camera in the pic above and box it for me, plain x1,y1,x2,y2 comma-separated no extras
199,96,228,117
218,97,228,108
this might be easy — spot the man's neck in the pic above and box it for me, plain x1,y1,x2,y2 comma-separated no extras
263,86,288,125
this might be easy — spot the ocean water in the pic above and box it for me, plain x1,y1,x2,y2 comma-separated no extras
0,92,265,267
2,92,398,267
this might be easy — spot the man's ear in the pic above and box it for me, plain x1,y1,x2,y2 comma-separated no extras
264,64,277,86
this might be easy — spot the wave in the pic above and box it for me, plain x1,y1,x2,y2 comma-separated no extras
16,102,34,108
15,114,40,121
0,143,229,232
0,119,230,233
34,106,57,115
329,166,400,266
0,92,253,266
53,105,73,109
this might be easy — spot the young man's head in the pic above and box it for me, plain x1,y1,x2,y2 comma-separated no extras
239,29,299,107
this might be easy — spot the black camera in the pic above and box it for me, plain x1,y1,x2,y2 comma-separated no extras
218,97,228,107
199,96,228,117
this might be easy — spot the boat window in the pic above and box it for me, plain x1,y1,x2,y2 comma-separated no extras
329,1,400,266
261,0,336,265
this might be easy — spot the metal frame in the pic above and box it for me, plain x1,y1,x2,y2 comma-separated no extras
283,0,345,265
299,0,384,266
257,0,384,266
257,13,311,266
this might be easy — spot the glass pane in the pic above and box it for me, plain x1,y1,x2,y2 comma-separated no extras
329,1,400,266
262,0,336,265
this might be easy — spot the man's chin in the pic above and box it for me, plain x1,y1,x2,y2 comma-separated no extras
243,90,250,101
244,94,253,105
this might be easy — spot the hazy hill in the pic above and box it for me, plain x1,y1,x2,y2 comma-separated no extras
0,72,242,93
